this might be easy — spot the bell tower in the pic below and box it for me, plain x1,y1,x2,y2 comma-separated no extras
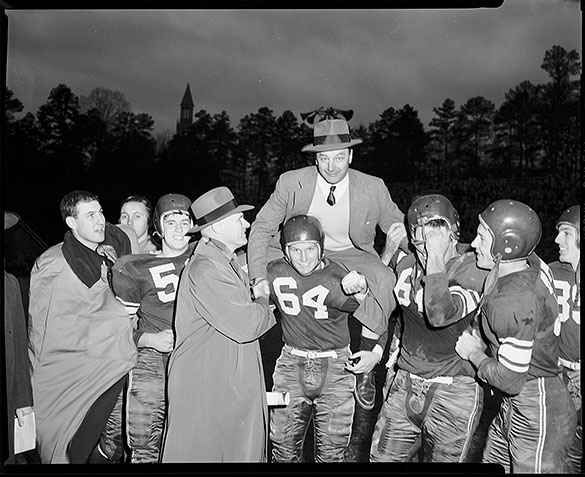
176,83,194,135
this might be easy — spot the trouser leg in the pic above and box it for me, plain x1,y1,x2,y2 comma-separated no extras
126,348,167,464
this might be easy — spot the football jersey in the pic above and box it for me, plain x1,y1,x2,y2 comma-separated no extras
549,261,580,363
267,258,360,350
393,246,486,378
111,244,195,345
479,255,561,381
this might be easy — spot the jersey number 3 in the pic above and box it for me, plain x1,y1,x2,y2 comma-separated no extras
272,277,330,319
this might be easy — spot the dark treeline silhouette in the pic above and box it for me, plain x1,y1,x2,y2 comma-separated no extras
2,45,580,272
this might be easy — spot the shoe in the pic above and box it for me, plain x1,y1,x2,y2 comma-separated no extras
354,371,376,410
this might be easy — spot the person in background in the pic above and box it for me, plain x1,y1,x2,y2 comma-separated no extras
370,193,487,463
28,190,137,464
3,212,35,465
455,199,577,473
119,195,159,253
549,205,580,474
110,193,195,463
248,108,408,411
161,187,275,462
266,214,387,462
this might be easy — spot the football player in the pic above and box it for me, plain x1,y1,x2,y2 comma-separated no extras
266,214,386,462
370,193,487,463
110,193,195,463
550,205,580,474
456,199,577,472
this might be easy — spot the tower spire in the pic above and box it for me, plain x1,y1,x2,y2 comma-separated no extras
177,83,194,135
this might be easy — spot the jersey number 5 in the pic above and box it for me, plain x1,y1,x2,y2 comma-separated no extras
272,276,329,319
149,263,179,304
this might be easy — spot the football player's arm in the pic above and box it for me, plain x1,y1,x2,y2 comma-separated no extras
110,262,141,340
456,296,536,396
423,273,481,328
422,228,480,327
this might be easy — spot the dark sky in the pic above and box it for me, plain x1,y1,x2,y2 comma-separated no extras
5,2,582,136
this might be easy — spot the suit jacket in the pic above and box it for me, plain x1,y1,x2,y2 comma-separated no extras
248,166,405,281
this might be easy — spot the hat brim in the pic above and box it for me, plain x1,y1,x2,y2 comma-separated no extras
301,138,363,153
188,204,254,233
4,212,20,230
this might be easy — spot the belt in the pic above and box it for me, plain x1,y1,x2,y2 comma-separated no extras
285,344,339,359
559,357,580,371
409,372,453,385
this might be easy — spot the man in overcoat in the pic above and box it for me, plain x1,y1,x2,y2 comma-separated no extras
161,186,275,462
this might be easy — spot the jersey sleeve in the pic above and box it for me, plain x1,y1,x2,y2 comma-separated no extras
476,291,539,395
422,272,481,328
110,258,142,315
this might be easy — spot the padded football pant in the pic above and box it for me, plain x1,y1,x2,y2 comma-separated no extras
95,386,125,462
270,345,355,462
127,348,168,463
370,368,483,463
482,375,577,473
561,367,581,474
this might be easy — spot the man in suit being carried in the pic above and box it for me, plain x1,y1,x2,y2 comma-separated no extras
248,108,408,410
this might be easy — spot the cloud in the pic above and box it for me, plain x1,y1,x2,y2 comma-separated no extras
5,3,581,134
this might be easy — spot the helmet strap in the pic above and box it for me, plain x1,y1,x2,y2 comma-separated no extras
484,254,501,298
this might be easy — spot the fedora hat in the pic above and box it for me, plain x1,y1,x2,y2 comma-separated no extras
189,187,254,233
301,118,363,153
4,211,20,230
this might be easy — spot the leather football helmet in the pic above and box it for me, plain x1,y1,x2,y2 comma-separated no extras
556,204,580,248
281,214,325,260
407,193,461,241
479,199,541,262
153,193,192,235
556,205,580,231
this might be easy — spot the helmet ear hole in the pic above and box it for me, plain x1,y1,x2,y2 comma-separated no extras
481,200,541,262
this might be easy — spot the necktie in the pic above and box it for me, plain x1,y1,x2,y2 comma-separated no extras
327,186,336,206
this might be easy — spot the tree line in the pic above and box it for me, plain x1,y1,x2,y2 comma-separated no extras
2,44,580,263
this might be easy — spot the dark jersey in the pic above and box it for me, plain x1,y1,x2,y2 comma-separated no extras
477,255,561,394
111,244,195,345
267,258,361,351
549,261,580,363
392,247,487,378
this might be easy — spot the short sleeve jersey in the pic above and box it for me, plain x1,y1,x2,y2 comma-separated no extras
549,260,580,362
267,258,359,350
393,247,486,378
480,255,560,379
111,244,194,344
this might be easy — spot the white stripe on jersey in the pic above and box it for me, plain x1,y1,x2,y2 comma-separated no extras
449,285,481,315
497,336,533,373
115,296,140,315
538,260,555,296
